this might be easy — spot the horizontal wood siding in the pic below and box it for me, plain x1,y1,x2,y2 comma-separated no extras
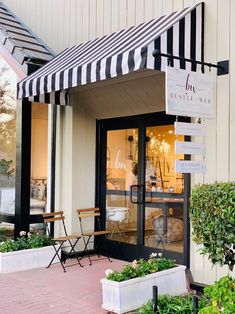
2,0,235,283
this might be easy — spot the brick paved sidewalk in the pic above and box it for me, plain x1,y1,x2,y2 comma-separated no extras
0,256,126,314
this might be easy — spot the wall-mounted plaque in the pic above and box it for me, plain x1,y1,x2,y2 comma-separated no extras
175,160,207,173
166,67,214,118
174,121,207,136
175,141,206,155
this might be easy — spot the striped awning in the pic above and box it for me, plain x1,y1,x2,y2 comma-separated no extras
17,3,203,105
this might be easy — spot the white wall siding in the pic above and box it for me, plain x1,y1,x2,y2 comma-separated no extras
53,98,96,250
2,0,198,53
230,0,235,181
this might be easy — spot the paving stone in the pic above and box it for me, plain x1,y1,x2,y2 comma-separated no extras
0,256,126,314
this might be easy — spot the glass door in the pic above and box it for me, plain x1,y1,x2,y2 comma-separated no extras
143,125,185,255
105,128,139,245
99,114,188,264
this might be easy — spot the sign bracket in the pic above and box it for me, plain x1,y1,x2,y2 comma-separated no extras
152,49,229,76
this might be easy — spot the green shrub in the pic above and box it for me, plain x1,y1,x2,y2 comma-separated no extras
190,182,235,270
0,231,53,253
199,276,235,314
138,294,208,314
106,253,176,282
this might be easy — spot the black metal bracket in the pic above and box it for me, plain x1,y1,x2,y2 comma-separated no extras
152,49,229,76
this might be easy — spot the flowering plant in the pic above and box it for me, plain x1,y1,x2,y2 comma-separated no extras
105,253,176,282
0,231,53,253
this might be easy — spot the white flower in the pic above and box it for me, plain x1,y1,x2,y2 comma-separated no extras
221,307,224,312
105,269,114,277
158,252,163,257
149,253,157,258
27,232,31,237
19,231,26,236
131,259,138,268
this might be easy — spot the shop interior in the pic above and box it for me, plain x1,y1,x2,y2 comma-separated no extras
105,125,185,253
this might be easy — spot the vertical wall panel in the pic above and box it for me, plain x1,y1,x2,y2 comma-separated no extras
28,0,36,32
69,0,77,46
183,0,195,7
34,0,42,38
50,0,59,51
15,0,25,22
230,0,235,181
111,0,119,32
173,0,184,11
135,0,145,24
55,0,64,52
40,0,48,45
63,0,72,49
153,0,163,19
216,0,230,181
103,0,112,34
144,0,154,21
76,0,84,44
119,0,127,29
71,94,96,248
162,0,173,15
204,0,218,184
127,0,136,27
192,0,217,285
82,0,90,42
60,106,73,235
96,0,104,37
215,0,231,279
89,0,97,40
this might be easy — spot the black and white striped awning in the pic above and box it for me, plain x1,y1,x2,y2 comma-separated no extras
17,3,203,105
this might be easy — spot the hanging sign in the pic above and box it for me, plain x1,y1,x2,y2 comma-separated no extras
174,121,206,136
166,67,214,118
175,160,207,173
175,141,206,155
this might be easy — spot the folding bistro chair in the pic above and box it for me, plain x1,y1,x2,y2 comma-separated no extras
77,208,111,265
43,211,83,272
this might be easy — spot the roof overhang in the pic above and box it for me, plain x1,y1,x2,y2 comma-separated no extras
0,2,55,76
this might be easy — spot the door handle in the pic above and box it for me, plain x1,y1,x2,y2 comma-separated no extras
130,184,144,204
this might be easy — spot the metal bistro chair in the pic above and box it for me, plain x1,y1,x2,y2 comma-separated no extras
43,211,83,272
77,208,111,265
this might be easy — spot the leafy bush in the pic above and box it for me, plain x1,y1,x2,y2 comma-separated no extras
190,182,235,270
106,253,176,282
199,276,235,314
0,231,53,253
138,294,208,314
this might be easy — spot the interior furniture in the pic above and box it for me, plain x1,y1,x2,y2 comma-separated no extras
106,206,129,240
147,198,184,246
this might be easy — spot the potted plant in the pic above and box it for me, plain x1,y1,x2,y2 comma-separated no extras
190,181,235,271
100,253,187,314
0,231,60,273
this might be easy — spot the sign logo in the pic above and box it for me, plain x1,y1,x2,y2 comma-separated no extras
166,67,214,118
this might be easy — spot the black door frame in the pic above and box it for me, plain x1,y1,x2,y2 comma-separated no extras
96,112,190,267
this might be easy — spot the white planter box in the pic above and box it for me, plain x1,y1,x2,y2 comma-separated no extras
101,265,187,314
0,245,60,273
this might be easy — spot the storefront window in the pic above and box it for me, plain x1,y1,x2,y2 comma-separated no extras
30,103,48,232
0,56,17,238
0,57,49,236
